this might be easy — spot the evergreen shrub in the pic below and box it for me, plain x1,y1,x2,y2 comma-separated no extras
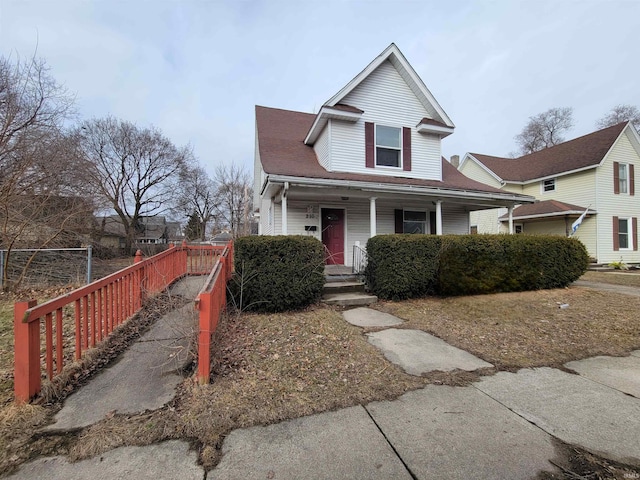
232,235,325,312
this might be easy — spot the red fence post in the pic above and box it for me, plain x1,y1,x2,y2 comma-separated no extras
14,300,40,402
198,292,212,384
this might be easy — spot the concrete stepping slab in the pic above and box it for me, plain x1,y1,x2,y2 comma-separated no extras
208,406,413,480
475,368,640,466
343,307,403,327
366,328,493,375
565,354,640,398
169,275,208,300
631,350,640,358
6,440,202,480
367,385,560,480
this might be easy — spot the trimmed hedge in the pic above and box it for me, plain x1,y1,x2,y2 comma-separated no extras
232,235,325,312
365,234,589,299
364,235,442,300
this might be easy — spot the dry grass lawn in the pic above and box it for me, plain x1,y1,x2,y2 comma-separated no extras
1,275,639,476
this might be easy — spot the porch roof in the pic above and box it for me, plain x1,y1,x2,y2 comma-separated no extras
255,106,534,204
499,200,594,222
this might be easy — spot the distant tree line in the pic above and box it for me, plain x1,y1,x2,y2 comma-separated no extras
0,53,252,289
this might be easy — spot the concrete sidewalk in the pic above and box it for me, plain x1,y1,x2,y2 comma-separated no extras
7,300,640,479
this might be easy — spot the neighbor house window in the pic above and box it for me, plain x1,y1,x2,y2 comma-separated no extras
619,163,628,194
619,217,630,249
403,210,426,234
376,125,401,168
515,224,523,234
542,178,556,192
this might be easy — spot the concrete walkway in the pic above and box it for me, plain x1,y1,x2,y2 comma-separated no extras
7,295,640,479
573,279,640,297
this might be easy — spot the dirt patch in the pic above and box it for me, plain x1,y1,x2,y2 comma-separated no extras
582,270,640,288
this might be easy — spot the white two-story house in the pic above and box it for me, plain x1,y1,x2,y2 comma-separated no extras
253,44,534,267
459,122,640,264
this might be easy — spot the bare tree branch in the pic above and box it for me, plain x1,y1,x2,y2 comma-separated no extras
514,107,574,155
596,104,640,131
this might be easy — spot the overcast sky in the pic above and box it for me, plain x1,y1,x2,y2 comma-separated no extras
2,0,638,176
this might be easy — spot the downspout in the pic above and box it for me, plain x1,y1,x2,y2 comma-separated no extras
281,181,289,235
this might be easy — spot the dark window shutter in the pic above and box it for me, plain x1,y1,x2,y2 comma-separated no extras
394,209,403,233
613,216,620,251
630,164,635,196
613,161,620,194
633,217,638,251
430,211,437,235
402,127,411,172
365,122,374,168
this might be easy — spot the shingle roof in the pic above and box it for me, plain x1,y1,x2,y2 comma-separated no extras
498,200,590,220
470,122,628,182
332,104,364,113
418,117,450,128
255,105,509,195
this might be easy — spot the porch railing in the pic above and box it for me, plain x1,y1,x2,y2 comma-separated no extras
194,242,234,384
352,244,368,274
13,242,230,402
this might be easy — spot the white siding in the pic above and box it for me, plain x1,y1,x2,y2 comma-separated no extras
314,123,331,171
470,208,508,234
331,60,442,181
442,204,470,234
595,130,640,263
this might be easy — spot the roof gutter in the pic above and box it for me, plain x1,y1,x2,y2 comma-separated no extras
265,174,536,204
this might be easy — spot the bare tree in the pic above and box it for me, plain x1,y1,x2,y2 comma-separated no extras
212,164,253,238
514,107,574,155
76,117,192,251
175,164,215,241
0,54,93,290
596,104,640,131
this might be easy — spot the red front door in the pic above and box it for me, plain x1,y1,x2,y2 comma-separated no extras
321,208,345,265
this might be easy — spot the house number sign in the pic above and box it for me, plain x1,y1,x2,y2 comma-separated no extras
305,205,317,219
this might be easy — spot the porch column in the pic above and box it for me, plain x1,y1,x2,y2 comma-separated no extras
281,191,288,235
508,205,514,234
370,197,377,237
435,200,443,235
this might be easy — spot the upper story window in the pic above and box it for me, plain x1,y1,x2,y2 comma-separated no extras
542,178,556,192
619,163,629,194
376,125,401,168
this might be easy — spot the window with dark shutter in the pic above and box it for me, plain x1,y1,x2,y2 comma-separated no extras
633,217,638,251
613,216,620,251
630,164,635,196
614,162,620,194
394,209,403,233
402,127,411,172
365,122,374,168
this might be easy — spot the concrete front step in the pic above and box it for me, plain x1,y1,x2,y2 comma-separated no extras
323,281,366,295
322,292,378,307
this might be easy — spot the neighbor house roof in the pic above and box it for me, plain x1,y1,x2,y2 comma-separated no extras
469,122,629,183
498,200,593,221
256,105,518,196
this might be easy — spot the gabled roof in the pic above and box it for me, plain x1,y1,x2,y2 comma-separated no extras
256,105,526,196
498,200,593,221
304,43,454,145
468,122,630,183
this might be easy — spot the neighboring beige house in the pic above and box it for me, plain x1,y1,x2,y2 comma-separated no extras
253,43,534,267
459,122,640,264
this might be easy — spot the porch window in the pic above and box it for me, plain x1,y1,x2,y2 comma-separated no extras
376,125,401,168
403,210,427,234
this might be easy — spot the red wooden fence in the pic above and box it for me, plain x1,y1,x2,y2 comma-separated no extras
195,242,233,384
14,242,231,402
